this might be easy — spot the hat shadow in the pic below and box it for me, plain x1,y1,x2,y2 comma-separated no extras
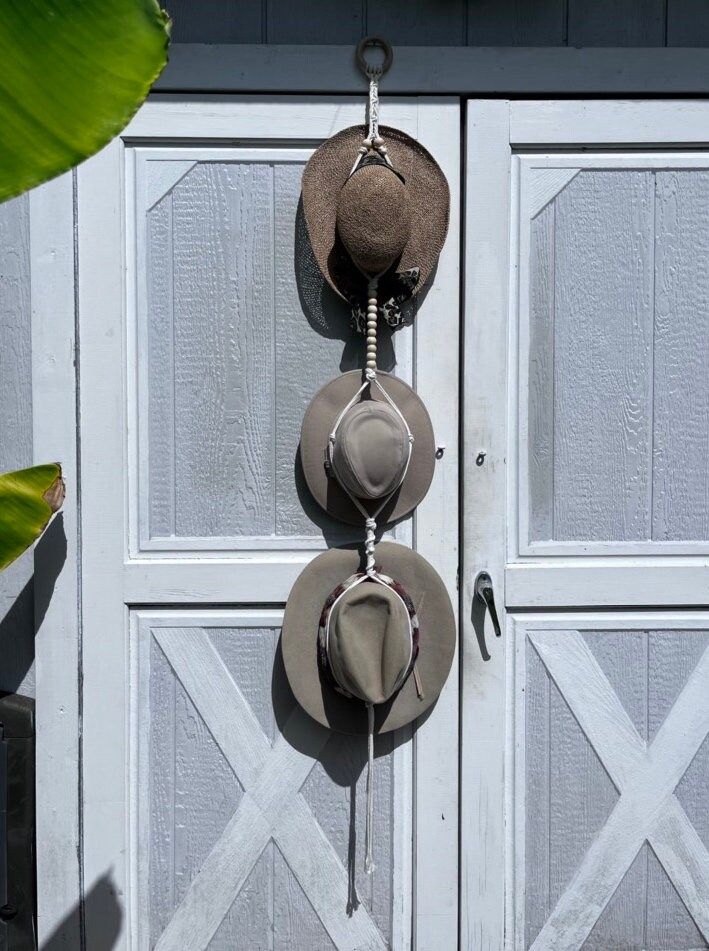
293,444,412,548
270,633,430,908
294,197,403,374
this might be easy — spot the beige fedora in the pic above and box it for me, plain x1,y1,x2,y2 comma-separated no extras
302,125,449,327
282,541,455,736
300,369,435,526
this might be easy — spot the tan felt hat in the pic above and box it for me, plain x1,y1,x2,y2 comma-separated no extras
302,125,450,317
282,542,456,735
300,370,435,526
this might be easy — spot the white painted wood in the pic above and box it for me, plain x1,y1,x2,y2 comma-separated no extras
517,623,709,949
464,100,709,951
510,100,709,145
80,97,458,950
411,97,460,951
506,560,709,608
461,99,511,950
527,168,580,219
0,192,34,698
150,626,384,951
30,174,82,948
514,151,709,558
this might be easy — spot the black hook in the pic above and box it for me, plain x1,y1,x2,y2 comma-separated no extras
356,36,393,79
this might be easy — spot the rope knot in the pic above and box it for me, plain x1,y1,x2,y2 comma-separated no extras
365,367,376,382
364,517,377,575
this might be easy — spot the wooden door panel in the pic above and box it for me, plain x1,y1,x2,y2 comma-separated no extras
464,101,709,949
132,611,403,950
135,150,393,552
79,97,460,950
513,615,709,950
517,157,709,558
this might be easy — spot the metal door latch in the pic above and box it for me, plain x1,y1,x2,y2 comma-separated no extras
474,571,502,638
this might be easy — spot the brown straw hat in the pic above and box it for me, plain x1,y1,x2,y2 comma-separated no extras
282,541,456,735
302,125,450,322
300,370,435,526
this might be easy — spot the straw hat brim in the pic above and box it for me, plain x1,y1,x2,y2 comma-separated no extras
282,542,456,734
302,125,450,301
300,370,435,526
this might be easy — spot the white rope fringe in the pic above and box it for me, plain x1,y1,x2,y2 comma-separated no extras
365,702,376,874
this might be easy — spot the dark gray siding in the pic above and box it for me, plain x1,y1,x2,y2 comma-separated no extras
165,0,701,47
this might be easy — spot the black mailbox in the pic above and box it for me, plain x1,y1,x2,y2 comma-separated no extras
0,694,35,951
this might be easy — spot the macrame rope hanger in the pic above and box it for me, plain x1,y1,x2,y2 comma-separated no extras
339,36,412,877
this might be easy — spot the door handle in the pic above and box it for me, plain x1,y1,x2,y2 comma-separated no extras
474,571,502,639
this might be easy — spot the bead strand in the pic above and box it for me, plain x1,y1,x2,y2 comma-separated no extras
365,277,379,373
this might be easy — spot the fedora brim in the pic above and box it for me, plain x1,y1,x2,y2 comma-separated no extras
300,370,435,526
302,125,450,303
282,542,456,734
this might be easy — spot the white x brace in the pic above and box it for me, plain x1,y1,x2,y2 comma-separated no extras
528,630,709,950
152,627,387,951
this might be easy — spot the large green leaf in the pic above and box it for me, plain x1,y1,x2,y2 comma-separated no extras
0,0,170,203
0,464,65,570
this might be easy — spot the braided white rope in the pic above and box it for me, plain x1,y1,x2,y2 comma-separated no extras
349,73,394,176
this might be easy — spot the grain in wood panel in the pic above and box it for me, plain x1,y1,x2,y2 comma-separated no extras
553,171,654,542
567,0,665,46
653,171,709,541
171,163,275,538
147,195,176,539
644,846,706,948
273,843,336,949
172,655,243,908
167,0,264,43
274,163,360,539
0,193,34,697
301,732,395,939
0,193,31,471
647,629,709,948
467,0,565,46
369,0,466,45
208,627,276,948
667,0,709,46
266,0,362,44
149,636,177,945
581,630,647,948
528,203,555,543
547,649,617,914
525,639,551,947
212,626,278,742
584,849,649,949
214,847,275,950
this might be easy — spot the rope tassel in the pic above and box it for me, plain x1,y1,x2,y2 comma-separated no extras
365,702,376,875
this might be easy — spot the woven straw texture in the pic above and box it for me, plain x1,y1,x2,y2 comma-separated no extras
302,124,450,301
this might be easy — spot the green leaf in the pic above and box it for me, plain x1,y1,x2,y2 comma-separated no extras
0,0,170,203
0,464,65,570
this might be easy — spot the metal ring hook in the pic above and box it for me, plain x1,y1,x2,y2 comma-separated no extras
356,36,393,80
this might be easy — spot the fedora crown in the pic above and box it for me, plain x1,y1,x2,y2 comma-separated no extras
330,400,409,501
327,581,413,705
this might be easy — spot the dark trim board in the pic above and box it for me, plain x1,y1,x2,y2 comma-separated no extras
156,44,709,95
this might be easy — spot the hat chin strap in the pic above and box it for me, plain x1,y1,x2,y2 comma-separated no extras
323,571,416,876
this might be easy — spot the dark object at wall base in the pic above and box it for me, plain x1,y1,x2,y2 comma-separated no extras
0,694,35,951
